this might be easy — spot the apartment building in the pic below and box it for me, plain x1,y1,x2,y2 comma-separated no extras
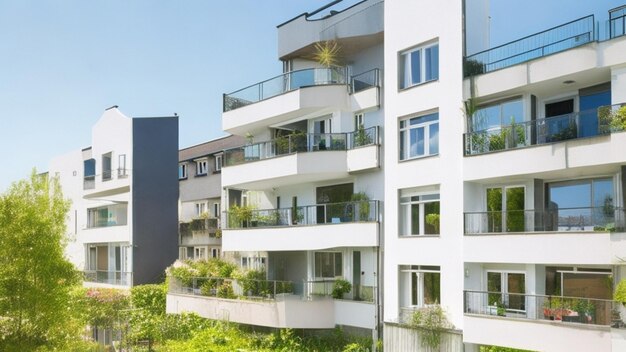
167,0,384,337
49,107,179,288
166,0,626,350
384,0,626,351
177,135,244,261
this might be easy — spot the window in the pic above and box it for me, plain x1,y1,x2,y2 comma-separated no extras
214,154,223,172
102,153,112,181
354,113,364,130
486,186,525,233
195,202,207,217
314,252,343,278
195,159,208,175
400,42,438,89
194,246,207,260
400,265,440,307
213,203,220,218
178,164,188,179
487,271,525,311
547,177,614,231
241,256,266,270
87,204,128,228
118,154,127,177
472,99,524,132
210,248,220,259
399,112,439,160
400,191,440,236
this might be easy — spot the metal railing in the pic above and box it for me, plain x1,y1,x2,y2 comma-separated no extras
84,270,132,286
223,127,378,167
610,5,626,38
464,105,621,155
84,175,95,190
83,168,130,190
464,290,624,328
464,207,625,235
464,15,594,76
225,200,379,229
223,67,347,112
351,68,380,93
169,276,294,300
302,279,375,302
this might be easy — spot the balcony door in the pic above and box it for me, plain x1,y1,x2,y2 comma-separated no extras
486,186,525,233
546,178,614,231
487,271,526,312
316,183,354,223
311,116,332,151
579,84,610,137
544,99,575,142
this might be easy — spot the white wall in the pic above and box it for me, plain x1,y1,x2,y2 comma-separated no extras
383,0,465,328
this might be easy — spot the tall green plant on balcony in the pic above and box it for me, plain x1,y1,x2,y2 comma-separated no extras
615,279,626,306
350,192,371,221
229,205,254,228
354,124,373,147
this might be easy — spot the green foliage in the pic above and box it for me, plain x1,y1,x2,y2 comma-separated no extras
614,279,626,304
600,105,626,132
228,204,254,228
353,124,373,147
332,279,353,299
425,213,440,234
409,305,453,351
0,172,82,350
350,192,371,221
463,58,485,77
73,287,130,329
126,284,168,347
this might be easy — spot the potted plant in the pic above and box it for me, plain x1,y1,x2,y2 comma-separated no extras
354,124,372,147
350,192,371,221
331,278,352,299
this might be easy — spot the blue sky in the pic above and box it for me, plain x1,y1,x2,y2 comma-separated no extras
0,0,623,192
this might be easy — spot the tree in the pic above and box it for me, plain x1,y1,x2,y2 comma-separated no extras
0,171,82,350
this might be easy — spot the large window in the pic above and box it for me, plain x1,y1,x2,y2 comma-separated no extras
400,265,440,307
547,177,615,231
399,112,439,160
400,190,440,236
486,186,525,233
400,42,439,89
87,204,128,228
241,256,266,270
487,271,525,311
315,252,343,278
472,99,524,132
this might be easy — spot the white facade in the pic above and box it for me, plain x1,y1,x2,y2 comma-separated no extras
49,107,179,288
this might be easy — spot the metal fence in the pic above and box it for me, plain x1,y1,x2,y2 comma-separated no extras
84,270,132,286
225,200,379,229
223,67,347,111
169,276,294,300
464,207,625,234
464,290,624,328
351,68,380,93
464,15,594,76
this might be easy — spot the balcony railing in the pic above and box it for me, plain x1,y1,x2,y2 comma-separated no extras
225,200,379,229
464,15,594,76
223,67,347,112
464,104,626,155
223,127,378,167
302,279,375,302
168,276,294,300
464,207,625,235
84,270,132,286
464,290,625,328
83,168,130,190
351,68,380,93
610,5,626,39
83,175,95,190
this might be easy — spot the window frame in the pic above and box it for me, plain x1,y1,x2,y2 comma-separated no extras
195,158,208,176
399,41,439,89
314,251,343,279
399,111,439,161
399,191,440,236
214,154,223,172
178,163,188,180
195,202,207,217
400,265,441,308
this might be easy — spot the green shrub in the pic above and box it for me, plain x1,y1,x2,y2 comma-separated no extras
409,305,453,350
615,279,626,304
332,279,353,299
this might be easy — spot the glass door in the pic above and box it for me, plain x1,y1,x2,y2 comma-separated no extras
486,186,525,233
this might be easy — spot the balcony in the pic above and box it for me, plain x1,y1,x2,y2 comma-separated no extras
464,207,625,264
222,128,379,188
464,15,595,76
84,270,132,287
277,0,383,59
464,104,626,156
463,290,625,351
166,276,376,329
83,168,131,198
350,68,381,111
222,200,380,251
179,218,221,247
